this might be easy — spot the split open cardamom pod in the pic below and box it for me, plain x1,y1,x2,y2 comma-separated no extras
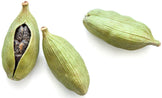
83,9,160,50
2,1,39,80
41,27,90,95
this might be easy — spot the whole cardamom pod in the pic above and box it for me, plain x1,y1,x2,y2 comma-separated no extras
83,9,160,50
2,1,39,80
41,27,90,95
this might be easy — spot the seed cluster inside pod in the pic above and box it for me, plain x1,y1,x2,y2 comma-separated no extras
14,24,31,73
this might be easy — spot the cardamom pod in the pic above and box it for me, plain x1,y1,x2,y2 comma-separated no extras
83,9,160,50
2,1,39,80
41,27,89,95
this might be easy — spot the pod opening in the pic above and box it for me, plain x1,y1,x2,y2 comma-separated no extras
13,23,31,76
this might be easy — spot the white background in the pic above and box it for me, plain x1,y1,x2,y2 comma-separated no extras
0,0,162,98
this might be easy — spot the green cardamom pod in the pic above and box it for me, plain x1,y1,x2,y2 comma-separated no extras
83,9,160,50
41,27,89,95
2,1,39,80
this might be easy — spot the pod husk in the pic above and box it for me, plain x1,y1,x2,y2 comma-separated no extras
2,1,39,80
83,9,160,50
42,27,89,95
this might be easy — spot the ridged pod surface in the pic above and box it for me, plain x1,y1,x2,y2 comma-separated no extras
2,1,39,80
41,27,89,95
83,9,160,50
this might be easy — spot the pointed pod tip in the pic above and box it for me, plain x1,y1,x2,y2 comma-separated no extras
22,1,29,11
154,40,161,47
41,26,48,31
41,26,49,38
151,40,161,47
22,1,29,6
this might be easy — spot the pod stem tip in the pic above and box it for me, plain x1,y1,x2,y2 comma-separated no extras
151,40,161,47
41,26,47,31
22,1,29,6
41,26,49,38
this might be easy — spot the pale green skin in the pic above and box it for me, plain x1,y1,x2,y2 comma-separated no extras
83,9,160,50
2,4,39,80
42,29,89,95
